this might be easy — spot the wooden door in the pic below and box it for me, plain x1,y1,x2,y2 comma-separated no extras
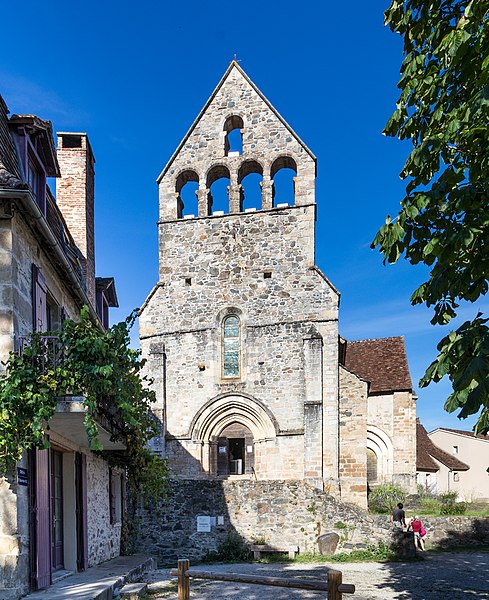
51,450,64,570
217,438,229,476
29,447,52,590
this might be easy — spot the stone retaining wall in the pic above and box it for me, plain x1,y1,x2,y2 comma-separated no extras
137,480,489,564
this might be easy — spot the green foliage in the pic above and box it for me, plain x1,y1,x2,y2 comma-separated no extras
372,0,489,433
368,483,406,513
0,307,169,508
419,490,468,515
294,543,396,563
202,532,252,562
439,491,468,515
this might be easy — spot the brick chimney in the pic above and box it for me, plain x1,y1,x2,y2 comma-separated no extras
56,132,96,307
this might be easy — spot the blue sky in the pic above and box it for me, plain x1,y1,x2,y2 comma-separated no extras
0,0,481,431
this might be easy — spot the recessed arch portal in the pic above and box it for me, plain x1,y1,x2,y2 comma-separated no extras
190,393,278,443
366,425,394,485
190,393,278,477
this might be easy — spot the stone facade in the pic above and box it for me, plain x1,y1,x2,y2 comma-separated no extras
0,98,120,599
139,60,416,533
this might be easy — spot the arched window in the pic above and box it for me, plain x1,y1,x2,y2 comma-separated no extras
224,116,244,157
176,170,199,218
207,165,231,215
271,156,297,207
222,315,240,378
238,160,263,212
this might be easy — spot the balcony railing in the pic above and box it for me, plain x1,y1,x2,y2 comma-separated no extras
18,334,63,371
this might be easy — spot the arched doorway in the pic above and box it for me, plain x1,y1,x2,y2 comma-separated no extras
189,393,277,478
217,422,254,476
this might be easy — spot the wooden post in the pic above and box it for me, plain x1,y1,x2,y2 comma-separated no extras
328,569,342,600
177,559,190,600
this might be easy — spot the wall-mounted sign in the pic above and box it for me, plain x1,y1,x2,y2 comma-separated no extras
247,445,253,453
217,516,224,525
197,516,211,532
17,468,28,486
218,446,227,454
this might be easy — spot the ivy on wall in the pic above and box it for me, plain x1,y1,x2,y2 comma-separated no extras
0,306,170,506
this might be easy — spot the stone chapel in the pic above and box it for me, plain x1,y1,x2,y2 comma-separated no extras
139,62,417,509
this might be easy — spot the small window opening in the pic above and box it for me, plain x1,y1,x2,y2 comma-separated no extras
62,135,82,149
453,445,458,454
263,272,272,279
453,472,459,482
185,277,192,286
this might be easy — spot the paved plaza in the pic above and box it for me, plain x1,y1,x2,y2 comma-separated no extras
147,551,489,600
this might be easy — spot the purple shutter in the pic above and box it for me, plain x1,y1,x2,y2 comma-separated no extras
32,264,47,332
33,447,52,590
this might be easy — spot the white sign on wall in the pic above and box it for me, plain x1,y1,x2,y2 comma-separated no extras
196,516,211,532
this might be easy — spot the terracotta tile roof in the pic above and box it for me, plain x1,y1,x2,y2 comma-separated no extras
343,336,412,394
417,421,470,472
435,428,489,441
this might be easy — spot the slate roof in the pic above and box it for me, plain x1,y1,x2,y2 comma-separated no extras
343,336,412,394
417,421,470,472
0,95,24,188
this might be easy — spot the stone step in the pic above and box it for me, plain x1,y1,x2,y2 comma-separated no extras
120,582,148,599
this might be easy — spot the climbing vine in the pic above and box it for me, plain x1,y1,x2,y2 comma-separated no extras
0,306,170,506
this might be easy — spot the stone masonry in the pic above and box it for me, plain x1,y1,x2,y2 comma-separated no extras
139,61,417,528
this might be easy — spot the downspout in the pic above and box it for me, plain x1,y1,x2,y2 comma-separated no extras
0,188,100,326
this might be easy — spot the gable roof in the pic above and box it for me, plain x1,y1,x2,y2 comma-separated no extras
431,428,489,441
417,421,470,472
157,61,316,183
342,336,412,394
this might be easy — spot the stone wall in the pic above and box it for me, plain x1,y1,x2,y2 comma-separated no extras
136,479,381,564
86,454,122,567
338,366,368,508
136,480,489,565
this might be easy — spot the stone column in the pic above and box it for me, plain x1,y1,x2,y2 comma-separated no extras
197,188,209,217
261,176,273,210
228,184,242,213
303,330,323,488
228,170,241,213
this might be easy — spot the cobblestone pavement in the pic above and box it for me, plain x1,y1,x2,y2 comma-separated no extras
146,551,489,599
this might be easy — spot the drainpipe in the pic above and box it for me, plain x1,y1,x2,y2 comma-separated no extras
0,188,100,326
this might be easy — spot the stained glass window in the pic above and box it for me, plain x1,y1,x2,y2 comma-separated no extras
223,315,240,378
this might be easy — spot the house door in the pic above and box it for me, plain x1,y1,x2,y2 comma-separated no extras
51,450,64,571
28,447,52,590
75,452,88,571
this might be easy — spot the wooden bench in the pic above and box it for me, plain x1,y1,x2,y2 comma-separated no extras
250,544,299,560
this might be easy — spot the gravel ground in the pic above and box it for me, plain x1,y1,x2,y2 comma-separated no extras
145,551,489,599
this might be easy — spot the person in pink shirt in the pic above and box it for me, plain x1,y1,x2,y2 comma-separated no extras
408,515,426,551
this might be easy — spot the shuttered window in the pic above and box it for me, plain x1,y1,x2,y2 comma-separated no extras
32,264,47,332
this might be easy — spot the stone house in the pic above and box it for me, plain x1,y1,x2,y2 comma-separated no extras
0,96,122,599
417,421,489,501
139,61,417,514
